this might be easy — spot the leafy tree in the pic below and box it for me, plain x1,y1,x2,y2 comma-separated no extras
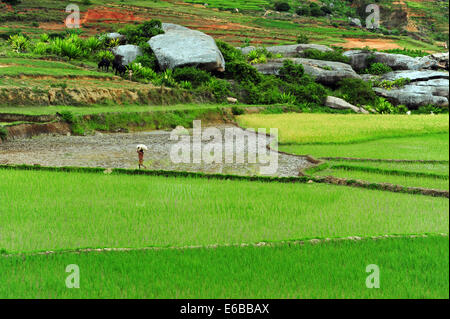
274,2,291,12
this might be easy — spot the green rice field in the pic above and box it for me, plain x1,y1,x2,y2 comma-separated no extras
1,236,447,298
238,113,449,192
1,169,447,254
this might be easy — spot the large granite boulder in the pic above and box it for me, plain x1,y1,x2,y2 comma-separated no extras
343,50,438,71
429,52,449,70
112,44,142,65
325,96,368,113
106,32,126,43
253,58,360,85
373,70,449,107
148,23,225,71
238,44,333,57
380,70,449,82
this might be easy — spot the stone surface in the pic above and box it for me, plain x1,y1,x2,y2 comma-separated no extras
343,50,439,71
325,96,365,113
226,97,238,104
112,44,142,65
149,23,225,71
253,58,360,85
348,17,362,27
374,70,449,107
106,32,125,43
238,44,333,57
373,87,448,107
380,70,449,82
430,52,449,70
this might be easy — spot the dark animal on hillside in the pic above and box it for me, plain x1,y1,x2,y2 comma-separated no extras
115,64,127,76
112,54,124,73
97,58,110,72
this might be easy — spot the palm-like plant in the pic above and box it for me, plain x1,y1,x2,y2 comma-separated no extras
84,37,101,53
40,33,50,43
96,50,114,62
33,42,50,55
9,34,29,53
50,37,82,60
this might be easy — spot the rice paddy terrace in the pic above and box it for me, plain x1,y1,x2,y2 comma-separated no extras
0,0,448,300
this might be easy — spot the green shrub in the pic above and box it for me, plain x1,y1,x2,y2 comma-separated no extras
158,69,177,87
416,104,449,114
231,106,244,115
178,81,192,90
288,76,328,105
381,48,428,58
138,42,160,70
0,126,7,141
173,67,211,88
118,20,163,45
238,74,327,106
296,34,310,44
200,78,231,100
365,62,392,75
296,6,310,16
372,78,410,90
278,60,304,83
129,63,158,82
225,61,262,84
39,33,49,42
59,111,75,124
8,34,29,52
274,2,290,12
83,36,102,53
247,48,270,64
302,48,350,63
371,97,408,114
321,6,332,14
216,40,245,63
50,82,67,89
49,36,86,60
310,2,325,16
337,78,377,106
32,42,51,55
96,50,114,62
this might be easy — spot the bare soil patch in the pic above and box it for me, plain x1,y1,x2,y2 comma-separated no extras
341,38,401,50
0,126,312,177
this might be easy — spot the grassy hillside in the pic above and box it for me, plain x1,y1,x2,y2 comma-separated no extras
0,0,447,51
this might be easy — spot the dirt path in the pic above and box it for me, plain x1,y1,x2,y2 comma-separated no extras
0,125,313,177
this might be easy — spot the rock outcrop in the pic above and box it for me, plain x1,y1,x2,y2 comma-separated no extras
348,17,362,27
112,44,142,65
253,58,360,85
325,96,368,113
343,50,441,71
238,44,333,57
373,70,449,107
106,32,126,44
148,23,225,71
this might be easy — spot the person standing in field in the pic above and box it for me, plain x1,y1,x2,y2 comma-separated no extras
136,144,148,169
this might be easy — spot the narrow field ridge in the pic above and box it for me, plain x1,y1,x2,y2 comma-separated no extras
320,157,449,164
2,233,447,258
326,164,449,179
